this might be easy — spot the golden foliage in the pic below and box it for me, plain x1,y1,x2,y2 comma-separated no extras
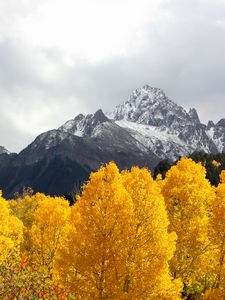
54,163,136,299
1,193,71,299
210,171,225,289
0,191,24,299
211,160,221,168
202,288,225,300
122,166,181,299
1,159,225,299
162,158,215,296
54,163,182,299
0,191,23,265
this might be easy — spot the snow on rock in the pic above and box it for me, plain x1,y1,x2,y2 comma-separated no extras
30,130,70,150
206,119,225,153
59,109,109,137
107,85,218,159
0,146,10,155
116,120,191,160
107,85,200,131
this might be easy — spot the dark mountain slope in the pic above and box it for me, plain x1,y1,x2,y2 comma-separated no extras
0,112,159,198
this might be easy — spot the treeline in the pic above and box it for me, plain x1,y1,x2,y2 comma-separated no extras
0,158,225,299
154,151,225,186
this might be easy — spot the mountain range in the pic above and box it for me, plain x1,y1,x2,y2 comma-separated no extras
1,84,225,198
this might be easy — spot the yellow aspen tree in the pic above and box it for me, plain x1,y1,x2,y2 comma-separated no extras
0,191,23,298
9,193,47,229
122,167,182,300
9,193,46,252
54,162,134,300
2,193,70,299
54,163,182,300
162,158,214,297
15,195,71,299
30,195,70,276
210,171,225,290
0,191,23,265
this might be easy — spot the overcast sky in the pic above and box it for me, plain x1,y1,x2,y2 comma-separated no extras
1,0,225,152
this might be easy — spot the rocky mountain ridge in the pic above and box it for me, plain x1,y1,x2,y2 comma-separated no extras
59,85,223,160
1,84,225,197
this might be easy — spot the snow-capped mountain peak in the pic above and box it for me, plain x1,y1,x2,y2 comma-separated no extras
56,85,225,160
31,84,225,162
59,109,111,137
107,85,200,132
0,146,10,155
106,85,219,159
188,108,200,124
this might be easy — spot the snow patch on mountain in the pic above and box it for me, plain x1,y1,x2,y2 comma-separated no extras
116,120,184,144
30,130,70,150
0,146,10,155
115,120,191,160
59,109,109,138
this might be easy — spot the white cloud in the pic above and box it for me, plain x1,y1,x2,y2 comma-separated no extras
15,0,162,63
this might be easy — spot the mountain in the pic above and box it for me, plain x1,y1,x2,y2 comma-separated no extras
107,85,217,160
206,119,225,152
0,109,159,198
1,84,225,198
0,146,10,155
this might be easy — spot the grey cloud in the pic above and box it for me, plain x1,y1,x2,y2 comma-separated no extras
0,39,40,90
1,0,225,152
0,113,34,153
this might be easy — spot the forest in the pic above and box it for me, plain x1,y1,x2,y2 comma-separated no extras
0,158,225,299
